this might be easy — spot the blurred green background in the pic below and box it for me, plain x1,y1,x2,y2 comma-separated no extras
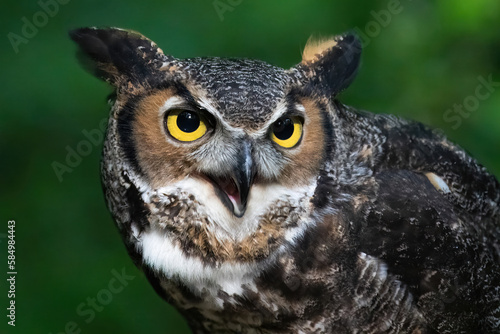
1,0,499,333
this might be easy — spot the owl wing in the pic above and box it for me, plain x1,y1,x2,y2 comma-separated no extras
355,115,500,331
372,114,500,220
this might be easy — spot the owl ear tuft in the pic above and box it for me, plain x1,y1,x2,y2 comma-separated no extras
295,33,361,97
69,27,168,88
301,36,340,63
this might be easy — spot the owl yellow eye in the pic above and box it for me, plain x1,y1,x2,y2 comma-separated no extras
165,109,208,142
270,116,303,148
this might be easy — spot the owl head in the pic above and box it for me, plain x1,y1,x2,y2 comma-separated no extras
70,27,360,255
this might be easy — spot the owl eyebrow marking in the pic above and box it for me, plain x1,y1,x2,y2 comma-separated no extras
155,83,221,124
295,103,306,112
281,106,306,119
157,96,185,115
152,81,198,108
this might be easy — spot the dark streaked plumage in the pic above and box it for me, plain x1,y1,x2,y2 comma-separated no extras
70,27,500,333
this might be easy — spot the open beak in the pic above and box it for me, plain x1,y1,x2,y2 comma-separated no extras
208,141,255,217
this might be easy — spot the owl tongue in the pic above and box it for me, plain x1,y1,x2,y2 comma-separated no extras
218,177,241,205
208,174,248,217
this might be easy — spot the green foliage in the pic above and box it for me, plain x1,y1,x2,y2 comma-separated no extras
0,1,498,333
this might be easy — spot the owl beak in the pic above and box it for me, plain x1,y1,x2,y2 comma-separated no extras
208,141,255,218
232,141,255,217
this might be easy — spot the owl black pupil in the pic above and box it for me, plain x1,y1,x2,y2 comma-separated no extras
177,111,200,133
273,118,294,140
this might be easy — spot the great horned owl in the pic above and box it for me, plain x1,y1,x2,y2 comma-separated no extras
70,27,500,333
